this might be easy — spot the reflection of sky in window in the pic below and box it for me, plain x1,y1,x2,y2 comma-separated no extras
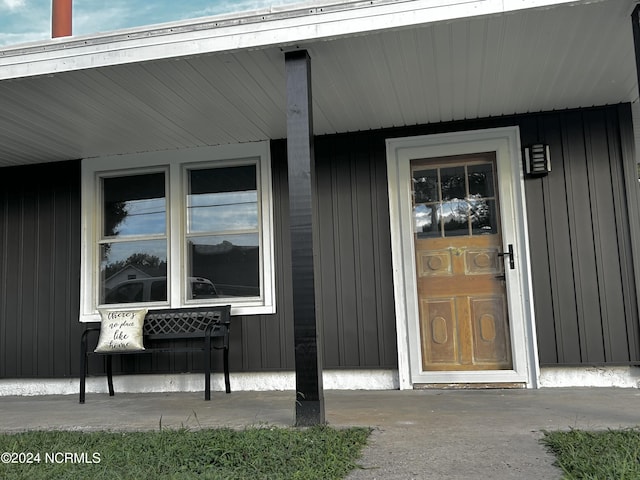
188,191,257,233
102,239,167,266
414,196,490,232
116,198,166,236
439,198,469,222
414,204,433,232
190,234,258,248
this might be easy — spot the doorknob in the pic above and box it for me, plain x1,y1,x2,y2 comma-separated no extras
498,244,515,270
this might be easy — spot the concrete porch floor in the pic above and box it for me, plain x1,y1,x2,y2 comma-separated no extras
1,388,639,479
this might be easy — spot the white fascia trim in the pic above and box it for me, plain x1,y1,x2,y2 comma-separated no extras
0,0,592,80
0,370,399,397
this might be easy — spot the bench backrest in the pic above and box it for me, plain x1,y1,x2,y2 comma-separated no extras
143,306,231,340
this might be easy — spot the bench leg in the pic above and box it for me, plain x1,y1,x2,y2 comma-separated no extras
106,356,115,396
224,346,230,394
79,351,87,404
205,336,211,401
204,362,211,401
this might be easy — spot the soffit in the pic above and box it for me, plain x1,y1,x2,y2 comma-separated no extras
0,0,635,167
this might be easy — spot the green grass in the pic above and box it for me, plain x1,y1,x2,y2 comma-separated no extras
541,428,640,480
0,425,371,480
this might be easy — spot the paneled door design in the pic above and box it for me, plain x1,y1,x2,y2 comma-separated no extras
412,153,512,371
387,128,536,388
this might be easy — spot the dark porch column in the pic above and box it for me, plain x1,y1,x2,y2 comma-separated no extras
632,5,640,94
284,49,325,426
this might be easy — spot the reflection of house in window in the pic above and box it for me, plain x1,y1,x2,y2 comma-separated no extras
189,240,260,297
104,265,150,290
104,264,169,303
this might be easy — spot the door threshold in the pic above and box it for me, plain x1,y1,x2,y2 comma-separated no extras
413,382,526,390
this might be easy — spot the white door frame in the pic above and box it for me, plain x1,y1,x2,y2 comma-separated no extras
386,127,540,389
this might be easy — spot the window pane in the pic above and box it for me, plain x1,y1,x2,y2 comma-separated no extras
440,166,466,201
440,199,469,236
188,234,259,298
100,240,167,304
188,166,257,234
103,173,166,237
468,163,494,198
188,277,219,300
188,191,258,233
414,204,440,238
471,198,498,235
413,169,438,203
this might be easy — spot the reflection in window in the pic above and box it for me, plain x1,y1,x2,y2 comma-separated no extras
100,172,168,304
188,235,260,297
412,158,498,238
82,142,274,318
100,240,168,304
440,166,466,201
103,173,166,237
187,166,260,299
188,191,258,232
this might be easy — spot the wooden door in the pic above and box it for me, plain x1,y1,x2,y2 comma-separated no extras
412,153,512,371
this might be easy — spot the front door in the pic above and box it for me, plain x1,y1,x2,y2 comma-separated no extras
412,153,512,372
386,127,538,388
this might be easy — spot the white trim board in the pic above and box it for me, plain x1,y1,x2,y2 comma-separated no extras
0,370,399,397
539,367,640,388
2,367,640,397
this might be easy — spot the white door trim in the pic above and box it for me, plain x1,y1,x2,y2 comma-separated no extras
386,127,540,389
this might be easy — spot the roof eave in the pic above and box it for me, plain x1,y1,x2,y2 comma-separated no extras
0,0,595,80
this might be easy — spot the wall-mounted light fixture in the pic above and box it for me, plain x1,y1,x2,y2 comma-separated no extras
524,144,551,176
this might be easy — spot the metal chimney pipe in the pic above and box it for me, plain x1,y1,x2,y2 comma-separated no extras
52,0,72,38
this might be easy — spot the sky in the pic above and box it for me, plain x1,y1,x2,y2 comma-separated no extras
0,0,302,47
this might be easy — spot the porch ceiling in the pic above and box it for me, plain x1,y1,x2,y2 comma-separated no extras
0,0,636,167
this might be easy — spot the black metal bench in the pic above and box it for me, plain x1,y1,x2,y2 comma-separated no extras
79,305,231,404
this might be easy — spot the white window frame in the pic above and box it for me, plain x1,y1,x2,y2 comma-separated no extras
80,141,275,322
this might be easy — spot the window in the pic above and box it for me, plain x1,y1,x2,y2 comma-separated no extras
412,155,499,238
81,142,274,321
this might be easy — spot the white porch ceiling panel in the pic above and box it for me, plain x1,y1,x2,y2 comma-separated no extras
0,0,636,167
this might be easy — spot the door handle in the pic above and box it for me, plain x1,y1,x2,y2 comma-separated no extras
498,244,515,270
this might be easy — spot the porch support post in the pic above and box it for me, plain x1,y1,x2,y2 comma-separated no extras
632,5,640,95
284,49,325,426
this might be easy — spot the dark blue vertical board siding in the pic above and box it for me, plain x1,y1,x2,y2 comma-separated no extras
614,106,640,363
584,110,628,362
313,133,398,369
525,106,640,365
479,106,635,366
564,112,603,362
1,105,639,380
0,160,82,378
520,116,560,364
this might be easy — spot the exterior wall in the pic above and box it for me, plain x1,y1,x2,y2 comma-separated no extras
0,160,82,378
229,137,398,374
0,104,638,380
313,134,398,368
520,106,640,365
